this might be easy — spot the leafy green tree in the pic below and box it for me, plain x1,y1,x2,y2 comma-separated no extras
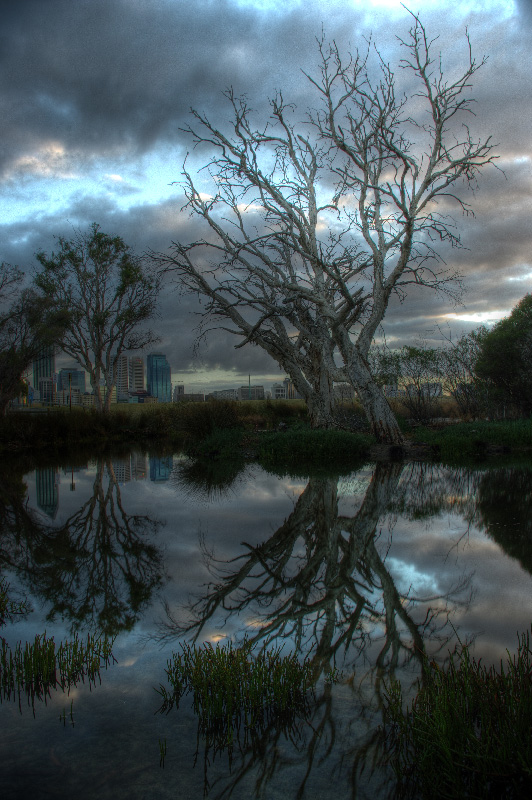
474,294,532,418
0,263,68,415
34,224,162,412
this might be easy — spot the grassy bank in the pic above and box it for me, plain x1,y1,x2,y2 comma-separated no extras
410,419,532,461
3,402,532,466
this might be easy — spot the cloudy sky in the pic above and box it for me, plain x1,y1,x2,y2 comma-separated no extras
2,0,531,393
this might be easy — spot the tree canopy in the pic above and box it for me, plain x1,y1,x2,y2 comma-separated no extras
34,224,161,412
474,294,532,417
0,263,68,415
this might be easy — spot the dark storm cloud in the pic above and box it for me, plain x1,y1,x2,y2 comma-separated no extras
0,0,367,178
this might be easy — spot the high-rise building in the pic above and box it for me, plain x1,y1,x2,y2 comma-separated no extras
38,376,55,405
173,383,184,402
128,356,145,392
33,346,55,399
58,368,86,394
147,353,171,403
112,354,129,397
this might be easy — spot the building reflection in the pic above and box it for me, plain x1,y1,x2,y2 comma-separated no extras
35,467,59,519
149,456,173,482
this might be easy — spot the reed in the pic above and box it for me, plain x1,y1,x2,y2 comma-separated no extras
382,627,532,798
156,639,314,744
0,630,116,713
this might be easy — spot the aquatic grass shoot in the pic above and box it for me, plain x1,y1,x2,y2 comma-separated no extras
0,631,116,714
156,639,314,744
381,627,532,798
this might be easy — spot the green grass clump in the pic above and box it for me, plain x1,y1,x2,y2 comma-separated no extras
258,427,372,472
0,627,115,713
382,628,532,798
0,578,116,714
156,640,314,737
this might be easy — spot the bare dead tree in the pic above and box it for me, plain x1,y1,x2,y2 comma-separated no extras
156,10,496,442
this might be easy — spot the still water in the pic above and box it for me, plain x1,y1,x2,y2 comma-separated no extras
1,451,532,799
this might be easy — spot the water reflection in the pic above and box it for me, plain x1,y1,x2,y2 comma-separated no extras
1,453,532,800
158,462,474,798
0,457,165,635
475,466,532,574
162,463,470,678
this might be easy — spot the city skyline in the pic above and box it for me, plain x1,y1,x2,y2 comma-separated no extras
1,1,531,392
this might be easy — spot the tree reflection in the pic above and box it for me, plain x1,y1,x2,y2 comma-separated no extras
474,465,532,575
158,462,472,799
0,458,164,635
162,463,467,678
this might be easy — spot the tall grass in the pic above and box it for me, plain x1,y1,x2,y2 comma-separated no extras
0,631,116,713
156,639,314,745
258,427,372,473
382,628,532,798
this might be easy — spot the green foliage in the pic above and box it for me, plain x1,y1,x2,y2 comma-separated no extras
175,399,242,440
184,428,244,460
33,223,161,412
0,274,69,415
382,628,532,798
475,294,532,418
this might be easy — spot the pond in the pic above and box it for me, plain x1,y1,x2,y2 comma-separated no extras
1,450,532,799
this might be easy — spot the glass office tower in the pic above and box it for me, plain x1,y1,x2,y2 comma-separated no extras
146,353,171,403
33,346,55,390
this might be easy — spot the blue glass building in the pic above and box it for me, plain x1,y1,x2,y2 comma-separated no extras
33,346,55,391
146,353,171,403
58,368,86,393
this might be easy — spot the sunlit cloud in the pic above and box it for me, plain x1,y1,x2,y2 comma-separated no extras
444,311,509,324
8,141,78,180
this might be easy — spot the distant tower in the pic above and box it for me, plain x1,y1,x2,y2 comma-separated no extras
173,383,184,402
33,346,55,404
147,353,171,403
113,354,129,397
128,356,145,392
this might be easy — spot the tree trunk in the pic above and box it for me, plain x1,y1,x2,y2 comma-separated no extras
302,357,337,429
335,331,404,445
